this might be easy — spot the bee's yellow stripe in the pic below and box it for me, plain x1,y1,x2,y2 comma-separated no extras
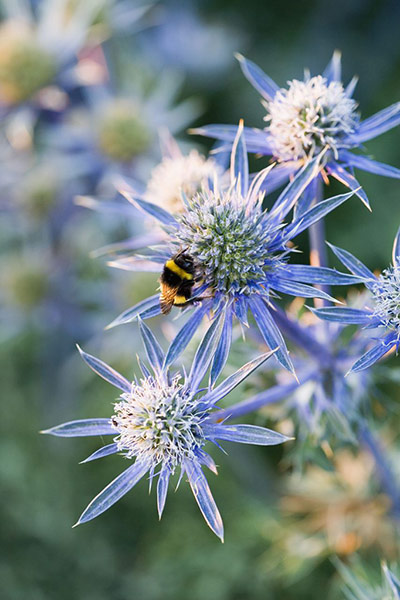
165,260,193,280
173,295,188,306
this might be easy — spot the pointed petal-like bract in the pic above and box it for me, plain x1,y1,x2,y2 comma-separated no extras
393,227,400,268
310,306,371,324
77,346,131,393
196,449,218,475
157,468,170,519
210,308,233,386
382,564,400,598
259,161,300,193
107,257,166,273
269,276,339,302
327,242,377,288
230,120,249,196
326,162,370,210
270,154,323,222
250,296,295,374
120,189,178,228
339,150,400,179
42,419,115,437
188,310,225,391
138,319,165,375
202,349,277,407
282,264,365,285
190,124,273,154
76,195,139,217
233,294,249,327
349,333,397,373
80,443,119,463
75,461,149,526
293,178,317,221
185,461,224,541
164,303,210,367
354,102,400,142
323,50,342,82
106,294,160,329
235,53,280,101
288,189,356,238
204,423,290,445
345,76,358,98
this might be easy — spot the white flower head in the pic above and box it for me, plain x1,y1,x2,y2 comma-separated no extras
266,75,358,161
111,374,205,471
372,266,400,338
145,150,218,212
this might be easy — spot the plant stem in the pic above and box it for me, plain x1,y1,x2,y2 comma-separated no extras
360,424,400,518
212,369,316,421
308,176,330,305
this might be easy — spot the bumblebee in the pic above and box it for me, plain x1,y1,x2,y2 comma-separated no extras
159,250,198,314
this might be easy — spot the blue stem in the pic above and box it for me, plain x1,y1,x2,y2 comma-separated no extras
213,369,316,421
360,424,400,518
308,176,330,303
271,303,333,367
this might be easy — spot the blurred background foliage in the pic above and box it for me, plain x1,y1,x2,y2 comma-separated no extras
1,1,400,599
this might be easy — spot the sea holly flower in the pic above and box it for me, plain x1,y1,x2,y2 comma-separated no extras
193,51,400,210
108,123,361,378
311,227,400,373
42,319,289,540
143,134,220,213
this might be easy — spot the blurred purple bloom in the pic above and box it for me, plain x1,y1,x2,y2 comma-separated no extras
48,70,201,193
216,311,371,442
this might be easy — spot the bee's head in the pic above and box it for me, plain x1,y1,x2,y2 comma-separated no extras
174,250,194,271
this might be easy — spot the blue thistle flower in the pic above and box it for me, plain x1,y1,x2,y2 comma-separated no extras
42,319,289,541
193,51,400,210
108,123,361,377
311,227,400,373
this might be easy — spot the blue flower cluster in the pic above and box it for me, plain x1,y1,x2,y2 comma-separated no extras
26,27,400,542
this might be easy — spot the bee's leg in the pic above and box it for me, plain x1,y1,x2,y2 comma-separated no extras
176,295,213,309
175,246,189,258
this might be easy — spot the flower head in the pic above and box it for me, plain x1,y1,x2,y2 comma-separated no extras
112,372,204,468
42,320,288,540
110,123,360,377
97,100,152,162
311,229,400,372
175,183,284,295
0,22,55,105
145,149,218,213
372,266,400,335
193,51,400,209
266,75,358,161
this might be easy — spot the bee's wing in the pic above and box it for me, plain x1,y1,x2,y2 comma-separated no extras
159,282,180,315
